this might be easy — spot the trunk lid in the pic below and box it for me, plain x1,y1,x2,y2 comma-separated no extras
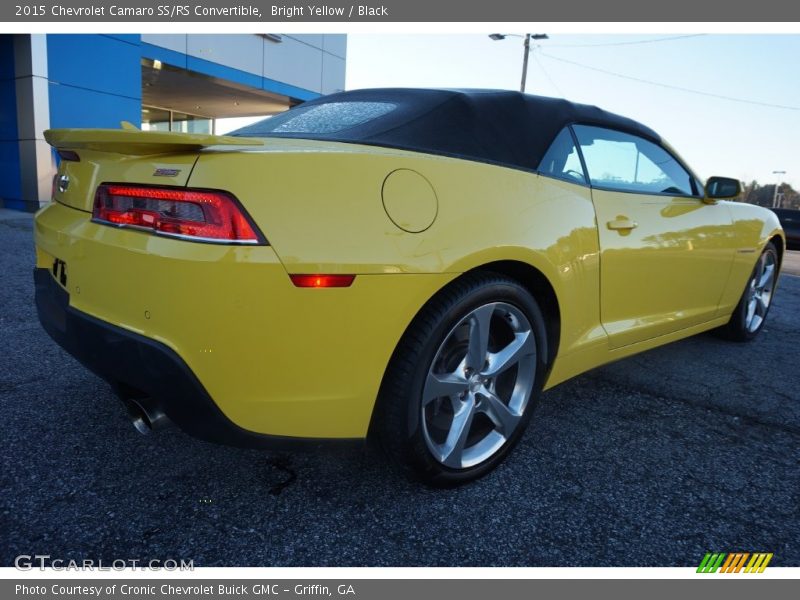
44,128,264,212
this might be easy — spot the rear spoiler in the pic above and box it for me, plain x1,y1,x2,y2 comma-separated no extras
44,126,265,156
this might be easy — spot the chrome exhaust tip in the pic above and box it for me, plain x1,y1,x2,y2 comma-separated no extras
122,397,170,435
129,410,151,435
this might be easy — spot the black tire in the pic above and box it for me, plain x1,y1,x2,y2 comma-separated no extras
372,272,549,487
717,241,779,342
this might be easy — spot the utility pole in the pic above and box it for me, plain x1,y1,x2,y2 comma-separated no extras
489,33,549,93
521,34,531,93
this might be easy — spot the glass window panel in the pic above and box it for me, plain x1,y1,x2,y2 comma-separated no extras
141,106,170,132
231,101,396,136
573,125,696,196
539,128,586,184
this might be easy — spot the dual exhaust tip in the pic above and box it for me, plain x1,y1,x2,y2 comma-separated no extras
121,396,170,434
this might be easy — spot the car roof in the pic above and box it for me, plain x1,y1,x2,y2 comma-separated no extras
232,87,663,172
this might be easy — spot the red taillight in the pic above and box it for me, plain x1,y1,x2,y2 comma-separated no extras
290,274,356,288
92,184,263,244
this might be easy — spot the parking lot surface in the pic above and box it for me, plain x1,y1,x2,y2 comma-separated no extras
1,211,798,567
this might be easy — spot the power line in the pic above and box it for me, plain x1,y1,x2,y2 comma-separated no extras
546,34,707,48
532,53,565,98
539,51,800,111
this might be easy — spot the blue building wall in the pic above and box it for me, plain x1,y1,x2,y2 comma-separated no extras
0,35,22,210
47,34,142,129
43,34,320,131
140,42,321,102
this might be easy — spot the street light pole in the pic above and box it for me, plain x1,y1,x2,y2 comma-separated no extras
520,34,531,93
489,33,549,93
772,170,786,208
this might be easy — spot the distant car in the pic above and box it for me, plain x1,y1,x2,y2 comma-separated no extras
35,88,785,486
771,208,800,250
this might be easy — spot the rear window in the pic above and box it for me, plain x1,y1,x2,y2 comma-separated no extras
231,101,397,136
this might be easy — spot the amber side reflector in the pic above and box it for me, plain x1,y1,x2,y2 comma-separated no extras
289,274,356,288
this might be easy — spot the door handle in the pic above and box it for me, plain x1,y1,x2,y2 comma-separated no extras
607,218,638,231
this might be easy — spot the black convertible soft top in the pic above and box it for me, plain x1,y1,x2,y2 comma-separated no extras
231,88,662,172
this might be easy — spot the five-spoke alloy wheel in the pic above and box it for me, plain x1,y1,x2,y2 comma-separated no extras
719,241,780,341
744,248,777,333
421,302,536,470
374,273,548,486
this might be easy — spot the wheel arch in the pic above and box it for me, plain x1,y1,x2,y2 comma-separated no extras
366,259,561,472
368,258,562,439
464,260,561,370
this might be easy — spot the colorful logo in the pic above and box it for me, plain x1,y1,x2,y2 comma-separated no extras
697,552,773,573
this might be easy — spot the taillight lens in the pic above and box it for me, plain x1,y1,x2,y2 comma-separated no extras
92,184,264,244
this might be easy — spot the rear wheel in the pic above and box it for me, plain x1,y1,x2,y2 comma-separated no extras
718,241,779,342
374,273,548,486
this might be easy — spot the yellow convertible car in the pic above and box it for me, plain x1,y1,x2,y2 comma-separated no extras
34,89,784,485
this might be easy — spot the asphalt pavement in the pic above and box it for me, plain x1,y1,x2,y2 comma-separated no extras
1,210,798,567
783,249,800,276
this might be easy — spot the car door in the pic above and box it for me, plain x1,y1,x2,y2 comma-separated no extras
572,125,736,349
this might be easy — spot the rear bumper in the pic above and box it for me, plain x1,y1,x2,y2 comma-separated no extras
34,267,356,449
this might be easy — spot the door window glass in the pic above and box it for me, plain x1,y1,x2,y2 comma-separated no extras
539,128,586,184
573,125,696,196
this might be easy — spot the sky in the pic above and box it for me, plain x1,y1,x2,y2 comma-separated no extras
340,34,800,189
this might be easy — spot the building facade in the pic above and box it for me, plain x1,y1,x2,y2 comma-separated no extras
0,33,347,211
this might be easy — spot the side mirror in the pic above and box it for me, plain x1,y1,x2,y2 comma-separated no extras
705,176,741,200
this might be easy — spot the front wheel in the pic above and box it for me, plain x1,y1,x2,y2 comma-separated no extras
373,273,548,487
718,241,779,342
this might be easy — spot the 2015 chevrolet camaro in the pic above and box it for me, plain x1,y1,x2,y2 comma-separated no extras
34,89,785,485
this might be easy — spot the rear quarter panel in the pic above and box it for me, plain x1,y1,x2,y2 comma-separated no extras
188,143,603,372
